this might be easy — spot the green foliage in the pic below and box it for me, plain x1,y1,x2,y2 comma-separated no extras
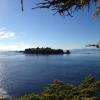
20,93,40,100
20,76,100,100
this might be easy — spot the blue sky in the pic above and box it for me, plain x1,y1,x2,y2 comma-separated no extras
0,0,100,50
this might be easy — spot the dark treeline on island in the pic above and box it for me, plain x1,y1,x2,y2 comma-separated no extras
21,47,71,55
24,47,63,54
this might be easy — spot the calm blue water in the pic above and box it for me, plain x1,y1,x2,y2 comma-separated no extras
0,49,100,98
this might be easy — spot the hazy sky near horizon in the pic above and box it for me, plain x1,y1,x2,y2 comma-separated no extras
0,0,100,50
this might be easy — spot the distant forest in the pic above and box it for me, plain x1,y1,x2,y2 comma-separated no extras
23,47,64,54
22,47,71,55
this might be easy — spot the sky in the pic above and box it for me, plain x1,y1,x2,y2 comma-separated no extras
0,0,100,51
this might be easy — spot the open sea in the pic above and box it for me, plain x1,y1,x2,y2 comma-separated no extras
0,49,100,98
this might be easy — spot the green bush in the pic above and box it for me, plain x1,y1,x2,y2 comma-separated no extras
20,76,100,100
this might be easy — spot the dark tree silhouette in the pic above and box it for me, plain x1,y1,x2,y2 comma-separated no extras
21,0,24,11
86,40,100,48
21,0,100,16
24,47,64,54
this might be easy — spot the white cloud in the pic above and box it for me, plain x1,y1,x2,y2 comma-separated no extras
0,45,22,51
0,45,18,51
0,28,15,39
0,42,32,51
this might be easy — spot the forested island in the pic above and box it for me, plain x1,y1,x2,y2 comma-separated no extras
22,47,71,55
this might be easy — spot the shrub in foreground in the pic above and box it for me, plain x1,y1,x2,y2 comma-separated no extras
20,76,100,100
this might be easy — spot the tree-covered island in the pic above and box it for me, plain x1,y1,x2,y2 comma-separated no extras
22,47,71,55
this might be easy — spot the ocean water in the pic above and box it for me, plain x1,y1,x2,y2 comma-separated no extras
0,49,100,98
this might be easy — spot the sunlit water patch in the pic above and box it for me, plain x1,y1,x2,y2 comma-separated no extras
0,88,10,99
